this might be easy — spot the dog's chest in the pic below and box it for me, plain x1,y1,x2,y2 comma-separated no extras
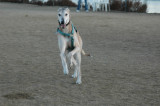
66,37,75,51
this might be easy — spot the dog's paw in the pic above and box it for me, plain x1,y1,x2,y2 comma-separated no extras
72,74,77,78
63,69,69,75
76,79,82,84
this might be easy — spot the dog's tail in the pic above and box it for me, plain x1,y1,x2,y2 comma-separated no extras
81,49,90,56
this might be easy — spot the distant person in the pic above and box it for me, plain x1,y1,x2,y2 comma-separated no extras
76,0,88,12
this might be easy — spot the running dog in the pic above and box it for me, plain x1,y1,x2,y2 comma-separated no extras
57,8,90,84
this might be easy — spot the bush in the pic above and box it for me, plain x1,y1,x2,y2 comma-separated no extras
36,1,43,6
54,0,77,7
137,4,147,13
110,0,147,13
122,1,133,12
0,0,23,3
31,0,77,7
132,1,141,11
45,0,53,6
110,0,121,11
0,0,76,7
31,1,43,6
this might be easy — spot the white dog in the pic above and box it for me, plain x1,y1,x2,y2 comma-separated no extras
56,8,90,84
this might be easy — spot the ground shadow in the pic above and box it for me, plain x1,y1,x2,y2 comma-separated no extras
2,93,34,100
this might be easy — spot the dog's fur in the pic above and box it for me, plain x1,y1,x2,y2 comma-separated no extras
57,8,89,84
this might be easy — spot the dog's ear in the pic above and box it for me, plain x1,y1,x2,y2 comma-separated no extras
58,8,62,12
65,8,70,13
65,8,70,18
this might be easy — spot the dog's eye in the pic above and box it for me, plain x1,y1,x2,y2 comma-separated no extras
58,14,61,16
65,14,68,16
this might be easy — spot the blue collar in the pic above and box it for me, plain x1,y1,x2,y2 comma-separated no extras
57,23,75,50
57,23,74,37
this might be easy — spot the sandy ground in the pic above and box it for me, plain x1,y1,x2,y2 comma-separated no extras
0,3,160,106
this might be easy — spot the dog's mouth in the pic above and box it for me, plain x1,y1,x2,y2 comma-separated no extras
60,24,66,29
59,21,70,29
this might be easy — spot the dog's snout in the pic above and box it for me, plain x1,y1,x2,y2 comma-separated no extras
61,18,64,24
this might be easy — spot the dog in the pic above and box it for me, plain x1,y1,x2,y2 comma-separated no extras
56,8,90,84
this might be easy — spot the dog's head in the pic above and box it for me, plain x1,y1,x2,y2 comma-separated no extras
58,8,70,29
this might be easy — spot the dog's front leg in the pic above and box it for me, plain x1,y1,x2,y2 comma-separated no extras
58,36,69,75
60,51,69,75
68,55,77,69
67,46,80,69
67,47,80,58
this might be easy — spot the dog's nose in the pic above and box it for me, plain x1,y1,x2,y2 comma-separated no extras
61,19,64,24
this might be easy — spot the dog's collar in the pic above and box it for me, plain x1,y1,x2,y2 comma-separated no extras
57,23,75,49
57,23,74,36
66,21,70,26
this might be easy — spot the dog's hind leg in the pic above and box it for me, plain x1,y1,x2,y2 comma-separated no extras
71,55,77,78
69,55,77,69
74,52,82,84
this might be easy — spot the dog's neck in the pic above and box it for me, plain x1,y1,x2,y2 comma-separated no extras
59,22,72,34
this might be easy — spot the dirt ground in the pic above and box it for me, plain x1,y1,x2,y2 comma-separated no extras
0,3,160,106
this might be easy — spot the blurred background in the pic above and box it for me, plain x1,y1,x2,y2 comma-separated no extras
0,0,160,13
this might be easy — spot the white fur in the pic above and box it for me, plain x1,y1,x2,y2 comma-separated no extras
58,8,70,26
57,8,82,84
